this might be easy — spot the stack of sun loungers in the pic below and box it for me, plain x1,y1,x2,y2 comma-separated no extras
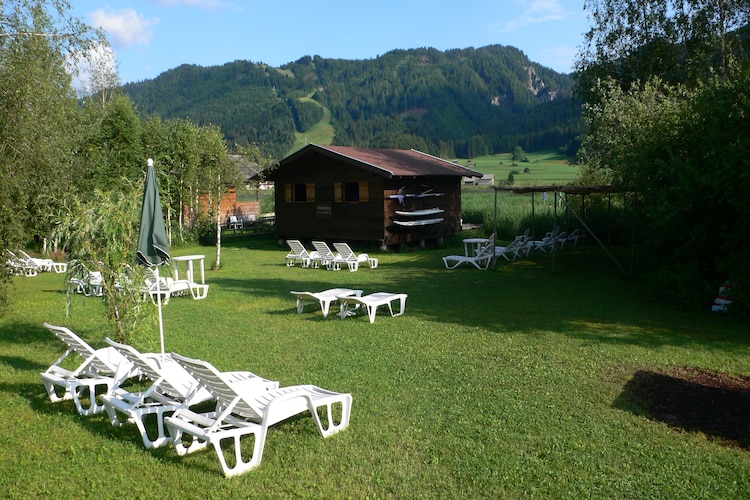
39,322,352,477
5,250,66,276
443,227,586,270
284,240,378,271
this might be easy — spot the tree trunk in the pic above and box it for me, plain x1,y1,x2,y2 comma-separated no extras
215,178,222,269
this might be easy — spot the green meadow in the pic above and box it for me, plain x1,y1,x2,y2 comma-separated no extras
1,235,749,498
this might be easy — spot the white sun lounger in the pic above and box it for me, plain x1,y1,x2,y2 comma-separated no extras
290,288,363,318
164,353,352,477
40,323,142,416
336,292,408,323
101,338,277,449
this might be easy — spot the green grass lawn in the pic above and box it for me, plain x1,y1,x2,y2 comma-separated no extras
459,151,581,187
2,237,749,497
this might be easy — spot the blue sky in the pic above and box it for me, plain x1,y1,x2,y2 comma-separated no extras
71,0,590,85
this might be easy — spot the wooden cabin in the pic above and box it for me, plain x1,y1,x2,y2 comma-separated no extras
271,144,482,247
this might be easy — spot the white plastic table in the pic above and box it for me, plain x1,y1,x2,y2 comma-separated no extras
463,238,489,257
172,255,206,284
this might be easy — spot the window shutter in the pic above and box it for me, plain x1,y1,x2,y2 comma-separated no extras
359,181,369,202
334,182,342,202
306,183,316,202
285,184,292,203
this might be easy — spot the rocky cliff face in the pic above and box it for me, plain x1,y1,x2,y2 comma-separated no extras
527,66,558,102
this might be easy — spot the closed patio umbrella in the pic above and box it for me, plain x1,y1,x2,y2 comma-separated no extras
137,158,170,354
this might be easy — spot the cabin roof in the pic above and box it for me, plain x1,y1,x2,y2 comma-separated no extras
277,144,483,179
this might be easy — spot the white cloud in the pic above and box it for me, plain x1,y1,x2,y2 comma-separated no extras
67,42,119,95
90,8,159,48
493,0,568,32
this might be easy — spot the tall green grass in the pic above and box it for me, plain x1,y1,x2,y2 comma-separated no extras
1,238,749,497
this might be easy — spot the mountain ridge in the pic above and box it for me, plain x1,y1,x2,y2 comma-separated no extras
123,44,582,159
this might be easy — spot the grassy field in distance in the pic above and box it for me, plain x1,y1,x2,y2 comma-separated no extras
458,150,580,186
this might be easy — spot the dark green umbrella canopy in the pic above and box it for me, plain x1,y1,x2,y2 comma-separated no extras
137,159,170,267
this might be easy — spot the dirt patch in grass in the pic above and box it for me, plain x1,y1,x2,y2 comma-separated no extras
615,366,750,449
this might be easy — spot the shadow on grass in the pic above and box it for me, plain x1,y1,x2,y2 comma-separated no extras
0,354,48,372
205,245,750,352
613,369,750,449
0,319,53,342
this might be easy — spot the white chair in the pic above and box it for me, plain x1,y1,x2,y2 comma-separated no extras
164,353,352,477
68,267,104,296
284,240,318,267
40,323,142,416
290,288,363,318
100,338,277,449
18,250,54,272
443,234,496,270
527,229,556,253
142,268,191,304
336,292,408,323
565,228,584,247
228,215,243,230
311,241,342,270
332,242,378,271
5,249,38,276
495,234,530,262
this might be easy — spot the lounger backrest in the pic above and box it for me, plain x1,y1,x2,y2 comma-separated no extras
287,240,309,258
332,243,355,261
106,338,190,398
476,234,496,258
171,353,264,420
312,241,335,260
45,322,97,358
43,322,124,374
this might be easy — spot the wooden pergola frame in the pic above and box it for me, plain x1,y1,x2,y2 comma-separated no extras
491,185,632,275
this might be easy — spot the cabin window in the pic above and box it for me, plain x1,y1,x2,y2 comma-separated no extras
285,183,315,203
334,181,369,203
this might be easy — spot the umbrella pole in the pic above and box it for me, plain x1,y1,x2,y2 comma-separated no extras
155,266,165,355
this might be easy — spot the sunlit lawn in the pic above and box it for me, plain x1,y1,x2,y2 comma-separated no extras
458,150,580,187
1,236,749,498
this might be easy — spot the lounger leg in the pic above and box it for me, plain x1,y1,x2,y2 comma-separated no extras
70,380,109,416
132,406,179,449
391,295,407,317
296,297,305,314
367,304,377,323
41,378,73,403
320,299,331,318
211,425,265,477
310,396,352,437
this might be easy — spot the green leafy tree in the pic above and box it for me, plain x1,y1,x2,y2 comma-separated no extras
0,0,99,311
164,119,201,235
77,93,144,192
577,1,750,309
511,145,528,162
196,125,242,269
53,182,152,343
576,0,750,103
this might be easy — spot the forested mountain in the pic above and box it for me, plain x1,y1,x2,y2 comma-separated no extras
123,45,582,159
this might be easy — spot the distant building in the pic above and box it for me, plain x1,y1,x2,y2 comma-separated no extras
270,144,482,246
